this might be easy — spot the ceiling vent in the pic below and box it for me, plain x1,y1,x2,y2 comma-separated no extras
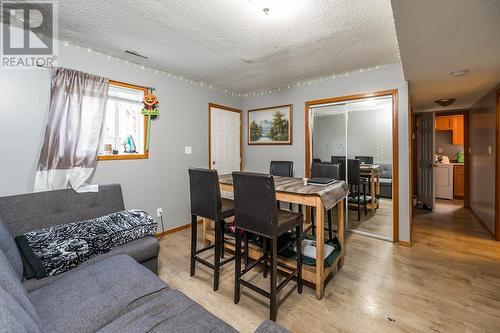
124,50,148,59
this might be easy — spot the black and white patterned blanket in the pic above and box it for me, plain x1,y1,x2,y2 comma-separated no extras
15,209,157,279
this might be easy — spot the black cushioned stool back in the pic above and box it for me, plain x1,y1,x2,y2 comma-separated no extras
269,161,293,177
188,168,222,221
232,172,277,238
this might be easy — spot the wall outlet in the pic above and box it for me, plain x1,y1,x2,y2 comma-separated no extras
185,146,192,154
156,208,163,217
438,148,443,154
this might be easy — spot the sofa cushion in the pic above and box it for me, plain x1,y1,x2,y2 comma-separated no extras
98,288,237,333
377,163,392,179
23,236,159,292
0,288,42,333
0,217,23,280
29,254,168,333
0,249,42,331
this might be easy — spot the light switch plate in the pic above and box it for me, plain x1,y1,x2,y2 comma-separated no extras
185,146,192,154
488,146,492,154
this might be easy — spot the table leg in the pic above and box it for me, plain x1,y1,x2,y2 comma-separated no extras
315,199,325,300
377,173,380,208
203,218,211,246
371,171,376,213
337,200,345,269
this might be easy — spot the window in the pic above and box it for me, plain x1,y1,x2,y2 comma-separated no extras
98,81,149,160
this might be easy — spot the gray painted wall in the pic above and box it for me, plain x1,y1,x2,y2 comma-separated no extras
435,131,464,161
241,64,411,241
469,83,499,234
0,42,241,230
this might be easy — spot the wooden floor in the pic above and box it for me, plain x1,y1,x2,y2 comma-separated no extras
158,201,500,333
347,198,393,239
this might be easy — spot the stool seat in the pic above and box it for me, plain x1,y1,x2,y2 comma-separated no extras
221,198,234,218
277,210,303,235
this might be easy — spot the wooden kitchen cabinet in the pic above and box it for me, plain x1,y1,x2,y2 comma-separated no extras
435,116,453,130
435,115,464,145
453,165,464,199
452,115,464,145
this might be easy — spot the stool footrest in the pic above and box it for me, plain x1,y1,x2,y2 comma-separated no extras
277,269,299,293
195,244,216,255
194,257,215,270
241,255,265,275
240,279,271,299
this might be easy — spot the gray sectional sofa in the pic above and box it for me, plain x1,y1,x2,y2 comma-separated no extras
0,185,290,333
377,163,393,198
0,184,159,292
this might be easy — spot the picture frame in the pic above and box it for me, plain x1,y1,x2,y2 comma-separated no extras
247,104,293,145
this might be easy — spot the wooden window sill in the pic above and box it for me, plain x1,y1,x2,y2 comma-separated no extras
98,152,149,161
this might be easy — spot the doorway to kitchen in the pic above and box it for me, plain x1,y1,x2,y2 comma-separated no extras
413,110,469,213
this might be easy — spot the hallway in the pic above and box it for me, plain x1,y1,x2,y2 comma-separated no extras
413,200,499,261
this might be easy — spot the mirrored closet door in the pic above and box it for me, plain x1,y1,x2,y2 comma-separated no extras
309,94,394,241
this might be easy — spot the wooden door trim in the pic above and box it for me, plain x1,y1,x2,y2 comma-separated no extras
208,103,243,171
304,89,400,243
495,89,500,241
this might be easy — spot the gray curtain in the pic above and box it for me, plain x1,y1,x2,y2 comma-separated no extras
35,68,109,192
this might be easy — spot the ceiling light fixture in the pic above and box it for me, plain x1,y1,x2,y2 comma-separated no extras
249,0,304,19
435,98,456,107
450,69,469,77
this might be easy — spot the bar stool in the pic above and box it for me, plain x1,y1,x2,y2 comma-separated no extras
232,171,303,321
269,161,296,212
188,168,236,291
347,159,369,221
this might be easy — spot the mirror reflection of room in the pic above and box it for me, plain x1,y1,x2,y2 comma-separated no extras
311,96,393,240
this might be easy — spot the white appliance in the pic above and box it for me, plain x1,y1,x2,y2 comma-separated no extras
434,163,454,199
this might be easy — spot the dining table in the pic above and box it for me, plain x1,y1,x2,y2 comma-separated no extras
202,174,350,300
360,164,381,213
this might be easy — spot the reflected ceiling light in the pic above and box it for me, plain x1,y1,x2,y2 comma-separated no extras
435,98,456,107
450,69,469,77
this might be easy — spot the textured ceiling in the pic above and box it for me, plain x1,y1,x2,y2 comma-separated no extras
391,0,500,112
56,0,400,92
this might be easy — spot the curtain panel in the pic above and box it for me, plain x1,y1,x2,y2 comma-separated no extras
35,68,109,192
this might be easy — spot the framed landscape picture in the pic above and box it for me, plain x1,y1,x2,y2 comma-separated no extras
248,105,293,145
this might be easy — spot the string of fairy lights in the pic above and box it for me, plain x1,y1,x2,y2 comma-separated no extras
62,41,390,98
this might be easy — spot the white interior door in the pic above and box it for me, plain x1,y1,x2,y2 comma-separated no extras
210,106,241,175
417,112,435,209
